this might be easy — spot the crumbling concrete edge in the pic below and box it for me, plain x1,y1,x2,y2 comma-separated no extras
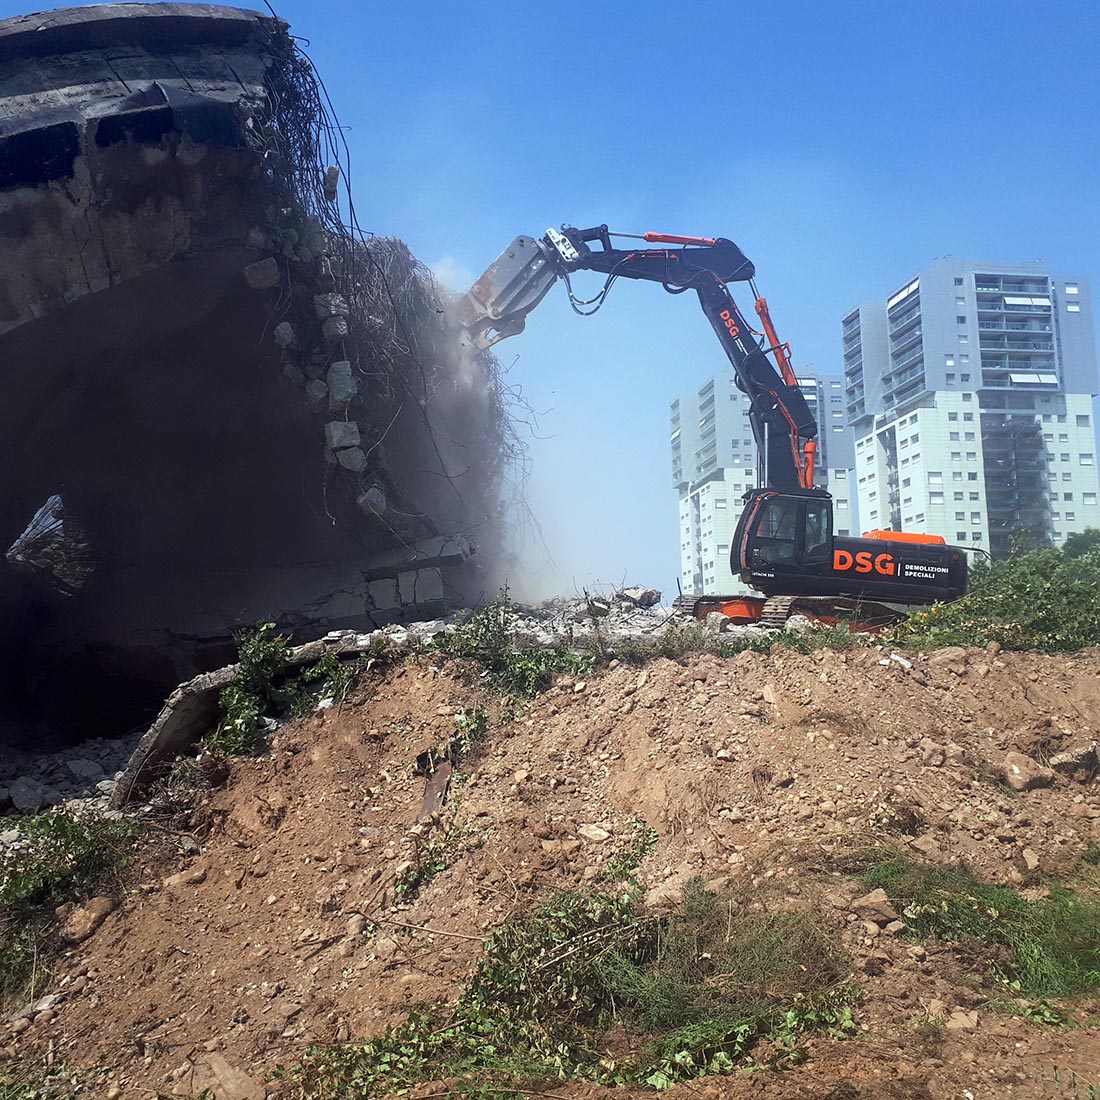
110,630,409,808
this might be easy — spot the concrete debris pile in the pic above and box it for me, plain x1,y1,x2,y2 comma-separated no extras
0,4,518,748
0,732,139,815
3,645,1099,1096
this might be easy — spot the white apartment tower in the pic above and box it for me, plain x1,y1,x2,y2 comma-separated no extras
844,260,1099,557
670,371,856,595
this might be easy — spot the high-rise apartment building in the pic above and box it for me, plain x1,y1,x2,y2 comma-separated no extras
844,260,1099,557
671,371,855,594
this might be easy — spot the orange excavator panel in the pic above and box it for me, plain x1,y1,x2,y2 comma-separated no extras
862,529,946,545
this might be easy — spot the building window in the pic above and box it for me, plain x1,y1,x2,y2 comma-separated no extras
951,451,962,460
928,471,943,485
1085,493,1097,505
960,373,971,383
972,532,983,541
948,412,959,421
963,412,973,421
1066,513,1076,523
955,511,965,521
1068,303,1081,313
1082,454,1096,466
957,532,968,540
968,472,978,481
1061,453,1071,462
930,492,944,504
962,393,972,402
965,432,975,441
949,432,960,441
715,499,728,509
1066,283,1079,294
969,492,979,501
1060,434,1069,443
953,472,963,481
971,512,981,523
953,492,964,501
945,355,955,367
954,277,964,286
956,316,966,324
1078,414,1091,428
946,373,956,385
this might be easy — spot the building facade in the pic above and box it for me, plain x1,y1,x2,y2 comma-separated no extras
844,260,1099,557
671,371,855,595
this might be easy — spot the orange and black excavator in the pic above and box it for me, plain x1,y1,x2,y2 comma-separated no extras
455,224,967,626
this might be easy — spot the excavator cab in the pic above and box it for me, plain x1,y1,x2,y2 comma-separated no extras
734,488,833,581
734,488,968,604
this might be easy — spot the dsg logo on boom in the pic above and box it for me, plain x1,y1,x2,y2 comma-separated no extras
833,549,895,576
719,309,740,338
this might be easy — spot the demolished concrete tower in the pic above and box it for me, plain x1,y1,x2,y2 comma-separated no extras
0,4,514,746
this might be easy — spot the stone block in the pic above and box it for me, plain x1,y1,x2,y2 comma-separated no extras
398,570,419,604
273,321,297,348
322,315,349,342
325,420,361,450
357,485,387,517
305,379,328,413
245,226,269,250
282,361,306,387
314,292,349,318
243,256,280,289
327,359,358,407
368,577,400,611
336,446,367,472
414,567,444,603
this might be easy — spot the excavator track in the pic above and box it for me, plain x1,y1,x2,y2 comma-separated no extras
760,595,797,628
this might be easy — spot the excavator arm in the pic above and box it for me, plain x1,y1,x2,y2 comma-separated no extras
455,224,818,492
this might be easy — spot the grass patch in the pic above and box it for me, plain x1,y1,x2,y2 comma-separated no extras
0,1062,86,1100
0,811,137,1008
290,880,854,1096
434,589,594,697
855,852,1100,997
894,542,1100,653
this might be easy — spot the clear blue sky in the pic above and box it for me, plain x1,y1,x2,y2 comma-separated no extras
8,0,1099,600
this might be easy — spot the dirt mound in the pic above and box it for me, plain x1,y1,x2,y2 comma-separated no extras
3,644,1100,1097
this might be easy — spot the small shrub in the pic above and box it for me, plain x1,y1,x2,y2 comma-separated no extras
435,589,594,696
210,623,366,754
855,852,1100,997
896,544,1100,653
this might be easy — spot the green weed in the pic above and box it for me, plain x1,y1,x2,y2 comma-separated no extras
0,1062,86,1100
0,811,137,1007
855,852,1100,997
210,622,369,754
292,880,854,1097
599,820,659,882
434,588,594,697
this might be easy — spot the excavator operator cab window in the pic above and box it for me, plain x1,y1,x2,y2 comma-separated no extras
754,496,799,564
752,495,832,571
803,500,831,561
